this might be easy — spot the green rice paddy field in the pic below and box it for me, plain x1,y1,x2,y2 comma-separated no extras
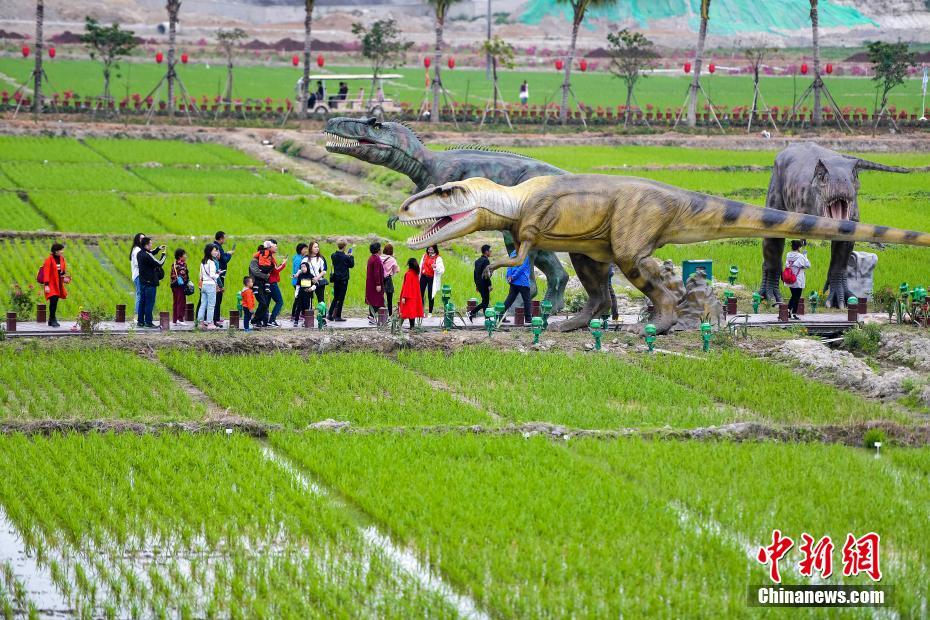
0,344,929,617
1,134,930,616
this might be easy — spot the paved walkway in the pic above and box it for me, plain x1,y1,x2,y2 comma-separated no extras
4,310,870,337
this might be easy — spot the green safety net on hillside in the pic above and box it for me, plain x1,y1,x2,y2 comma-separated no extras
520,0,877,35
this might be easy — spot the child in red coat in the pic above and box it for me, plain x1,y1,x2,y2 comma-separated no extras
398,258,424,329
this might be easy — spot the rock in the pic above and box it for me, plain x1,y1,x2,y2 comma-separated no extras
847,251,877,299
308,419,350,431
675,268,724,331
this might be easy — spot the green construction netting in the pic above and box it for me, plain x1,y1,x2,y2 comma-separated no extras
519,0,878,35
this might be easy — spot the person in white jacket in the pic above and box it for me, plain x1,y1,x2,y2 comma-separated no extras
197,244,223,329
419,245,445,317
785,239,811,320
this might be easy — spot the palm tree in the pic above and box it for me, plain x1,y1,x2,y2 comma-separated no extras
686,0,711,128
165,0,181,116
299,0,315,119
810,0,822,127
32,0,44,114
425,0,461,123
557,0,615,125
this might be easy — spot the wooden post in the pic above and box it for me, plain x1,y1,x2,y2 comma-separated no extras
531,300,541,317
778,303,789,322
159,311,170,331
857,297,867,315
185,303,195,322
303,310,313,328
115,304,126,323
797,298,806,316
6,312,16,332
514,306,525,326
726,297,737,315
36,304,46,323
377,307,388,326
847,304,858,323
229,310,240,329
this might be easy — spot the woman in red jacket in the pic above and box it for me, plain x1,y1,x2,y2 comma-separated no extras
398,258,424,330
40,242,68,328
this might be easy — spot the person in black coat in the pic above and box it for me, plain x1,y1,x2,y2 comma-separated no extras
328,239,355,321
471,244,492,321
137,237,167,329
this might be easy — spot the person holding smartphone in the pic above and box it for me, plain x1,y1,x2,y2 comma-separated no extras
329,239,355,322
211,232,235,325
785,239,811,321
197,244,224,330
136,238,167,329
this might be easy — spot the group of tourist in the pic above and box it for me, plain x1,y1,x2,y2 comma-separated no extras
33,234,814,328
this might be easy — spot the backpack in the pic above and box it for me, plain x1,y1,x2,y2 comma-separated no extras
781,262,798,285
36,266,47,285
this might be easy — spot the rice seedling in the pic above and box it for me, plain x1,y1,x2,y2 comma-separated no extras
130,166,308,195
0,191,50,231
0,347,204,421
0,433,460,618
0,136,106,163
398,348,736,428
83,138,248,166
638,350,902,425
159,350,492,427
28,191,166,234
0,162,156,192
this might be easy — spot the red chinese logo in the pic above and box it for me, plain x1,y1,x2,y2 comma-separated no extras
842,532,882,581
799,533,834,579
757,531,881,583
756,529,794,583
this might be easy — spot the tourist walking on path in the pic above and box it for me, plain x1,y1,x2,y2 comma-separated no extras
366,242,385,323
500,250,533,322
785,239,811,321
130,233,146,322
267,240,288,327
211,232,234,325
472,244,492,321
197,244,223,330
419,245,444,317
519,80,529,106
136,237,167,329
291,262,317,326
170,248,190,325
381,243,399,315
290,243,309,322
40,242,69,328
238,276,257,331
398,258,424,330
329,240,354,322
307,241,328,304
249,243,273,327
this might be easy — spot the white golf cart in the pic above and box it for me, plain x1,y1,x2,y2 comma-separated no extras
296,73,403,119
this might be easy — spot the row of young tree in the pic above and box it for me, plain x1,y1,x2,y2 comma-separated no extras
24,0,920,129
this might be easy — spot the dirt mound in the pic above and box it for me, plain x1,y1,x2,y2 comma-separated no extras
771,338,922,401
0,29,25,40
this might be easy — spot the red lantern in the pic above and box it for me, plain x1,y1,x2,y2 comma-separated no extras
21,45,30,58
825,63,833,74
155,51,164,64
708,62,716,74
800,63,809,75
448,56,455,69
684,61,691,74
555,58,564,71
291,54,299,66
423,56,431,69
48,47,56,59
181,53,188,64
579,58,587,72
316,54,324,68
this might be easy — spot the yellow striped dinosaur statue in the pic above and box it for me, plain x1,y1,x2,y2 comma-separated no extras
398,174,930,333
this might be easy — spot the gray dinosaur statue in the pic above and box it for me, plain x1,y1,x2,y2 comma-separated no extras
322,116,570,311
759,143,911,307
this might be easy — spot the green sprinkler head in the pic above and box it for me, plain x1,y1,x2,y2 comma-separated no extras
540,300,553,329
443,300,455,329
848,296,859,308
316,302,327,329
484,308,497,337
589,318,603,351
531,316,543,344
900,282,910,296
700,321,712,352
728,265,739,285
644,323,657,352
751,292,761,313
441,284,452,305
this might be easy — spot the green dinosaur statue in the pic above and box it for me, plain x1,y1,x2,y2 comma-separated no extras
323,116,569,311
398,174,930,333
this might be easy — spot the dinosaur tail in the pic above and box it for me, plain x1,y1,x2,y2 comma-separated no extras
668,194,930,248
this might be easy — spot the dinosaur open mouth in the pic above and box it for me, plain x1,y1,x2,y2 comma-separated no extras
323,132,386,151
408,210,475,245
826,198,849,220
